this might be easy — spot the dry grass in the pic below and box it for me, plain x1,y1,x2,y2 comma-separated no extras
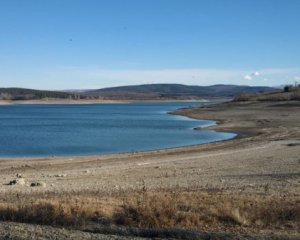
114,191,300,232
0,192,122,226
0,190,299,234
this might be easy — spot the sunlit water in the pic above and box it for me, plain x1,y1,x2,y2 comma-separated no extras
0,102,236,157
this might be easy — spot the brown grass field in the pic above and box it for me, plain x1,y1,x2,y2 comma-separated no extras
0,189,299,238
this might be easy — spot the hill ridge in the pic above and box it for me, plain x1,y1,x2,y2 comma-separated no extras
0,84,278,101
86,83,278,99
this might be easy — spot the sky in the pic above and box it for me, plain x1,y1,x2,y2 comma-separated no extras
0,0,300,90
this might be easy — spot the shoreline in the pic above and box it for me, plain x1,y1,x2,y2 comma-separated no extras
0,101,298,190
1,100,298,161
0,101,298,163
0,99,211,105
0,99,131,105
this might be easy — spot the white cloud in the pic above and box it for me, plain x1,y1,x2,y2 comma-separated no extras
295,76,300,81
244,71,260,80
244,74,252,80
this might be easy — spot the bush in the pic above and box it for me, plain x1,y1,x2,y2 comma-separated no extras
284,85,293,92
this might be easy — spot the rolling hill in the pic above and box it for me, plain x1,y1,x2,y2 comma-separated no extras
85,84,278,100
0,84,279,101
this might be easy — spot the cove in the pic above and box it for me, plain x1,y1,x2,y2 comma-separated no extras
0,101,236,157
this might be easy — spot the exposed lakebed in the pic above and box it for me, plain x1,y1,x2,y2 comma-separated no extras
0,102,236,157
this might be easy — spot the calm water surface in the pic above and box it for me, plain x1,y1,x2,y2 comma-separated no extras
0,102,236,157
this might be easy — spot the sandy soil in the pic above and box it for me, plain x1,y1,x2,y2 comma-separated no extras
0,100,299,239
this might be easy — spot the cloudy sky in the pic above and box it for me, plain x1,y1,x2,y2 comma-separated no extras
0,0,299,90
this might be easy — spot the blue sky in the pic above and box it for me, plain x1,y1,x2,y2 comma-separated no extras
0,0,300,89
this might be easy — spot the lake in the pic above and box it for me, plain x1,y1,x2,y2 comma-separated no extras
0,102,236,157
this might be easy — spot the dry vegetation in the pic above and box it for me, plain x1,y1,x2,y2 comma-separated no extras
0,189,299,236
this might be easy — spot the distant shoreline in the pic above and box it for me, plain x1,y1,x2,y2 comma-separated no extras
0,98,212,105
0,99,130,105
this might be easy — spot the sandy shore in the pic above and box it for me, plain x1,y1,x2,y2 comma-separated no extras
0,100,299,239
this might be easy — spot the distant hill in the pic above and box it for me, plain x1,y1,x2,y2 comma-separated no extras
0,84,279,101
85,84,278,100
0,88,76,100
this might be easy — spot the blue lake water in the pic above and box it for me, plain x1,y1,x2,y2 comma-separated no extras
0,102,236,157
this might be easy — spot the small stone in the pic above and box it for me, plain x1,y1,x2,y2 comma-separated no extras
30,182,46,187
9,178,25,186
16,173,22,178
54,174,67,177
